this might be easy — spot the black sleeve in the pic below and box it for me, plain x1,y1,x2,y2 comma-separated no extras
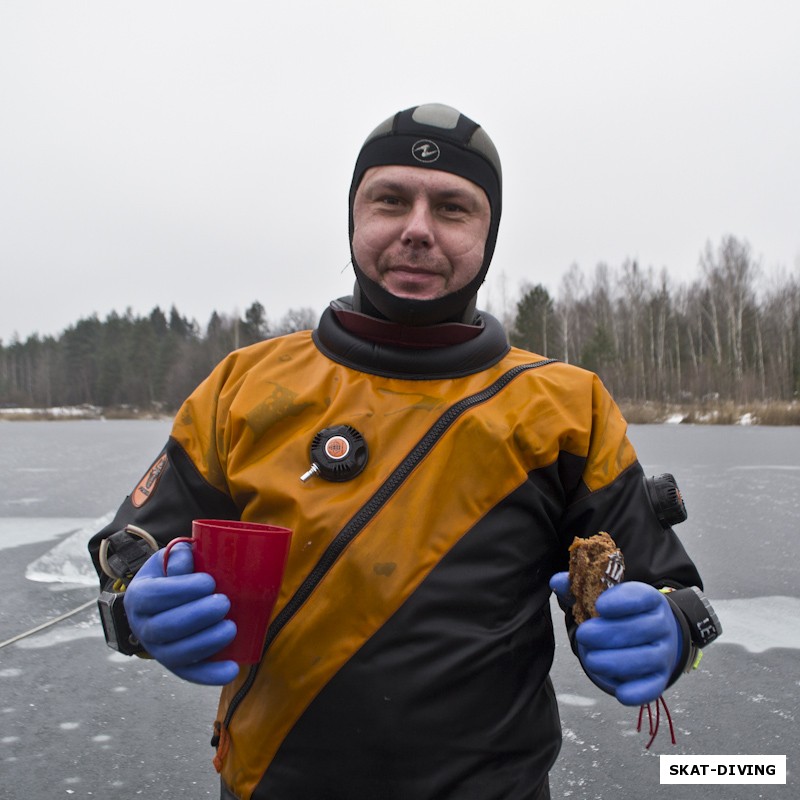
559,460,703,591
87,436,240,589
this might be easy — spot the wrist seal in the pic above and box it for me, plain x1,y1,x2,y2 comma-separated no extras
664,587,721,676
666,586,722,648
97,590,146,656
96,525,158,656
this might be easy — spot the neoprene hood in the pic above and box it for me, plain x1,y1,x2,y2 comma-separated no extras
349,103,502,326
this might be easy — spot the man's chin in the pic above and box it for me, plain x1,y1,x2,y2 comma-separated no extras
381,274,446,301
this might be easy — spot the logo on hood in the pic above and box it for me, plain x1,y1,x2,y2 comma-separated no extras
412,139,440,163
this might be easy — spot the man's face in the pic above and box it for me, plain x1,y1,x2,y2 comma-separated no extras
352,165,491,302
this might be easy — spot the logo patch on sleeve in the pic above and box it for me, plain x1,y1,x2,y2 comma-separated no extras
132,453,169,507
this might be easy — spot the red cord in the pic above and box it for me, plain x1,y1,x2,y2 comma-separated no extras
637,695,676,749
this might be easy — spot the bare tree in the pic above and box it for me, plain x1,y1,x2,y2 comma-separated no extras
700,236,760,400
555,263,586,364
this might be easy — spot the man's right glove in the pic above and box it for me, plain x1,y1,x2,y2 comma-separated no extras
123,543,240,685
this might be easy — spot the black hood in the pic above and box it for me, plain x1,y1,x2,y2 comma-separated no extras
348,103,502,326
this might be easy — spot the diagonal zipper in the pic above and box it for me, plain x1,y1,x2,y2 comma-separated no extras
221,358,556,731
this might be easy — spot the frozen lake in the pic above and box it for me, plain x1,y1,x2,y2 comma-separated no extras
0,420,797,797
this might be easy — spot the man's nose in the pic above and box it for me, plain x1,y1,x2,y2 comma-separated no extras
401,200,435,247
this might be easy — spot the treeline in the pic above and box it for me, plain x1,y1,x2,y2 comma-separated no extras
504,235,800,405
0,302,317,411
2,235,799,413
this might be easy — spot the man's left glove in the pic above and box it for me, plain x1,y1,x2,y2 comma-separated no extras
550,574,682,706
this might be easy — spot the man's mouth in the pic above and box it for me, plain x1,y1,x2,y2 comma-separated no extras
386,264,441,277
379,264,446,298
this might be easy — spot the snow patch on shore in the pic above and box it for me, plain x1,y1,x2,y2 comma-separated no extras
0,405,103,419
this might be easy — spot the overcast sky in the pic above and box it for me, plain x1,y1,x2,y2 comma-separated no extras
2,1,798,343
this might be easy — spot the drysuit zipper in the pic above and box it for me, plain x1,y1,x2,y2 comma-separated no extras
219,358,557,734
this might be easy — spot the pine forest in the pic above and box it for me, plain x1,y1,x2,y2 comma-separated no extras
2,236,799,423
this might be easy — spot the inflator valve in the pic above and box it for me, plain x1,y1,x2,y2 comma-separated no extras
300,425,368,483
645,473,688,527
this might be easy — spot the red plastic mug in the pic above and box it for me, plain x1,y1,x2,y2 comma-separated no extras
163,519,292,664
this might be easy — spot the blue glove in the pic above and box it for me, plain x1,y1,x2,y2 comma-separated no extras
550,573,682,706
123,543,240,685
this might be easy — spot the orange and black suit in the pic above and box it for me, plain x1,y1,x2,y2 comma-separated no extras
90,303,703,800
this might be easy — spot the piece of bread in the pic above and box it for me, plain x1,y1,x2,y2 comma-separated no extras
568,532,625,623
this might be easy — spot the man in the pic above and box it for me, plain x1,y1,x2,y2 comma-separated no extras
89,103,718,800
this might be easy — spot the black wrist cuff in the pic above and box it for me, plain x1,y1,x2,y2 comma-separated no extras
664,594,693,685
667,586,722,648
97,590,147,656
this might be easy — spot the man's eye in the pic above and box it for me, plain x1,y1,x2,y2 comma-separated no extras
441,203,466,214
